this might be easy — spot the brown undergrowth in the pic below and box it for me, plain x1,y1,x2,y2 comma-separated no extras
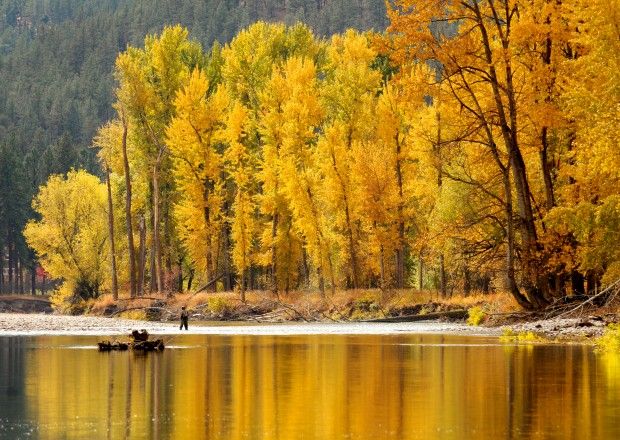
86,289,522,323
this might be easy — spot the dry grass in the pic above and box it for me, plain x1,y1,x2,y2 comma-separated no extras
87,288,522,322
437,292,520,314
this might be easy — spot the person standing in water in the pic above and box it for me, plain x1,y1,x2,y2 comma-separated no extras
180,307,189,330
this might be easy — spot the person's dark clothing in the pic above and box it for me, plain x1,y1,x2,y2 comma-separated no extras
180,310,189,330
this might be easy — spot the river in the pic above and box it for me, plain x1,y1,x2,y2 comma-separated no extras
1,326,619,439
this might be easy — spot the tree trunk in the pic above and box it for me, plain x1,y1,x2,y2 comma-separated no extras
395,136,405,289
30,264,36,295
439,255,447,297
239,269,246,303
0,245,4,293
149,202,156,293
271,212,279,297
152,165,163,293
203,184,215,293
137,214,146,296
105,167,119,300
317,266,325,297
177,258,183,293
418,253,423,291
435,110,446,298
503,169,533,310
18,257,23,294
329,147,359,289
474,3,547,308
8,240,13,294
540,128,555,210
571,270,585,296
121,115,137,298
187,268,194,291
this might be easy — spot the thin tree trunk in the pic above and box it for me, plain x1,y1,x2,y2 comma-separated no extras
330,132,359,288
8,240,13,294
317,266,325,296
395,134,406,289
540,128,555,210
203,187,215,293
0,245,4,293
540,19,556,212
149,201,156,293
177,258,183,293
187,268,194,291
439,255,446,297
30,264,36,295
418,252,423,291
152,165,163,293
435,110,446,298
120,114,137,298
105,167,119,300
163,193,173,293
271,212,279,297
138,214,146,296
18,257,24,294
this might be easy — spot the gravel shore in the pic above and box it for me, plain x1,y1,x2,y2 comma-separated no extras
0,312,608,340
0,312,503,337
0,313,176,335
505,316,608,339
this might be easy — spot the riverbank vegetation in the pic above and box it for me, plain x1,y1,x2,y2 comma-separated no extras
15,0,620,314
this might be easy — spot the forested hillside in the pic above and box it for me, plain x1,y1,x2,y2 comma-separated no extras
0,0,387,293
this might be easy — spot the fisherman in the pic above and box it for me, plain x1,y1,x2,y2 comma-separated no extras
179,306,189,330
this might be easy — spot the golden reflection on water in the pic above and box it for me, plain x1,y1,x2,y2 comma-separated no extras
4,334,620,439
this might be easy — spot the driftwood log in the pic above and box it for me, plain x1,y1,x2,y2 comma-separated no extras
98,341,129,351
363,309,468,323
98,330,165,352
130,329,165,351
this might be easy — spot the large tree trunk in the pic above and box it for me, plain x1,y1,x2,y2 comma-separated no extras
503,169,534,310
474,2,547,308
105,167,119,300
121,115,137,298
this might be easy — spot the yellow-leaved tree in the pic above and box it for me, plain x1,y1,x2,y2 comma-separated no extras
277,57,335,295
318,30,382,288
225,103,257,301
24,170,108,311
167,69,228,289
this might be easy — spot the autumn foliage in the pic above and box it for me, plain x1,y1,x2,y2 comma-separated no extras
25,1,620,310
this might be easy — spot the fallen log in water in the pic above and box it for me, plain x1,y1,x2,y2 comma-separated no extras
98,330,164,352
98,341,129,351
132,339,165,351
363,309,468,323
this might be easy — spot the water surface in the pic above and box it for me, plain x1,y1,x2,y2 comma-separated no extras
1,330,618,439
